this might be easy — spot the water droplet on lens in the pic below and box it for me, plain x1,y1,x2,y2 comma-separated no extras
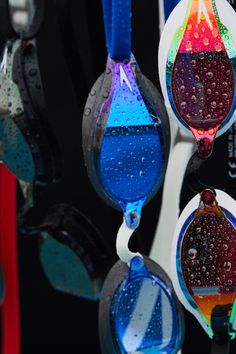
84,107,91,116
211,101,217,108
29,68,37,77
215,42,222,52
206,72,213,79
212,28,218,37
186,41,192,51
103,91,109,98
223,261,231,271
191,95,197,103
188,248,198,259
199,52,205,60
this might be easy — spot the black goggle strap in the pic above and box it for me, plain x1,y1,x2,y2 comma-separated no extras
184,151,216,196
211,339,230,354
14,38,61,185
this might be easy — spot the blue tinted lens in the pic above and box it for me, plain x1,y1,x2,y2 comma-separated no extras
111,257,183,353
0,41,35,181
97,57,166,224
0,114,35,181
39,235,101,301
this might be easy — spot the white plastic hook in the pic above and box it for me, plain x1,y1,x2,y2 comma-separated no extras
116,219,142,264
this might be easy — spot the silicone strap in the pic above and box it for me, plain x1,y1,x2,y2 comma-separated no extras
102,0,131,60
0,0,45,40
185,151,216,194
0,164,20,354
150,136,194,277
228,0,236,11
211,340,230,354
116,219,142,264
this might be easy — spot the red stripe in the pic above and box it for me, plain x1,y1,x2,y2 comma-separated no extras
0,164,20,354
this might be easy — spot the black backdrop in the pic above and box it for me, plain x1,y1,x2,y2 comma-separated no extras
0,0,236,353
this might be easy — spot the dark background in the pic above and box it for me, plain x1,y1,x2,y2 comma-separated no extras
1,0,236,353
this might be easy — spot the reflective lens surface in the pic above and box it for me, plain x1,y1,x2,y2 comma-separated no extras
0,41,35,181
166,0,236,157
108,257,183,353
95,57,166,227
174,189,236,339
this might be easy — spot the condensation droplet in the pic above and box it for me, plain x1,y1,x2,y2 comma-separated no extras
223,261,231,272
206,72,213,79
203,37,209,46
191,95,197,103
215,42,222,52
188,248,198,260
212,28,218,37
211,101,217,109
199,52,205,60
84,107,91,116
223,244,228,251
208,128,215,135
186,41,192,51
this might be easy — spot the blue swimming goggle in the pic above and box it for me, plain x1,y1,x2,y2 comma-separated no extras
82,0,185,352
82,0,170,230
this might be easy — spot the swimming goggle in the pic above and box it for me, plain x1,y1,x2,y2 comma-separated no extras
159,0,236,158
